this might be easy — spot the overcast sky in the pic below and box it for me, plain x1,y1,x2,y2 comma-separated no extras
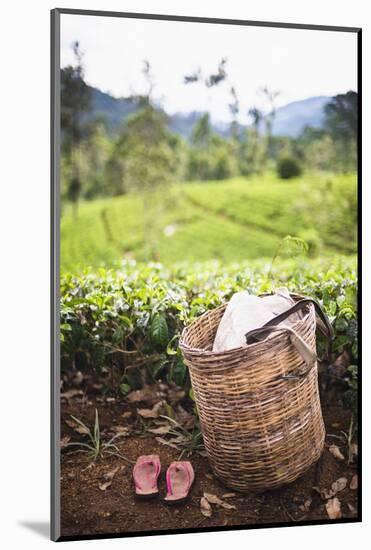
61,14,357,124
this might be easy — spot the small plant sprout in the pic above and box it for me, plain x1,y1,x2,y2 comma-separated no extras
65,409,132,463
157,415,204,459
340,415,357,465
267,234,309,281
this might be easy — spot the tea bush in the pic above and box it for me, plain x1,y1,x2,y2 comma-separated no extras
277,156,302,179
61,256,357,398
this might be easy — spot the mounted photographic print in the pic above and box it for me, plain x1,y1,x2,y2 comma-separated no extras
51,8,361,542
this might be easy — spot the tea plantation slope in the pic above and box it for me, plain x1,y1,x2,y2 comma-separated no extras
61,173,357,270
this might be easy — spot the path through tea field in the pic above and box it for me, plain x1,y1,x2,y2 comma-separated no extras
61,172,356,271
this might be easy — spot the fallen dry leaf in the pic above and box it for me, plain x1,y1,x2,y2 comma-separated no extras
121,411,132,419
350,474,358,490
60,436,71,448
204,492,223,505
200,496,212,517
155,437,181,450
175,404,196,430
312,486,333,500
331,477,347,495
347,503,357,514
204,492,237,510
299,498,312,512
99,466,120,491
65,418,89,435
137,402,163,419
61,389,83,400
350,442,358,461
329,444,345,461
219,501,237,511
313,478,346,501
167,387,186,404
71,370,84,385
329,350,351,378
325,497,342,519
65,419,76,429
148,425,172,435
222,493,237,499
75,425,90,435
111,425,129,434
127,385,159,404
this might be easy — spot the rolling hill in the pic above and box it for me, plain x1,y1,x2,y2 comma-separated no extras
61,173,357,271
87,85,333,139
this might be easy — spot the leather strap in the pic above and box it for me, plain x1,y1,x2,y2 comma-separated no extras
245,298,334,344
244,297,334,380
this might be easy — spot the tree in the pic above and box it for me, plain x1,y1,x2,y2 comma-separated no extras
83,122,113,199
259,86,280,171
324,91,357,171
61,41,92,215
184,59,240,179
106,61,178,259
228,86,242,162
324,91,357,142
241,107,264,175
184,58,227,88
191,113,212,147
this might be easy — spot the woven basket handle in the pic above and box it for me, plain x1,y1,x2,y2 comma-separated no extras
245,298,334,381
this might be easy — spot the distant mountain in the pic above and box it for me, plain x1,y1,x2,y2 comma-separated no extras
88,87,137,133
168,111,208,140
269,96,331,137
87,86,332,139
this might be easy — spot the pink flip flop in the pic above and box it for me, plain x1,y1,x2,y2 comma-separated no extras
133,454,161,498
164,461,195,503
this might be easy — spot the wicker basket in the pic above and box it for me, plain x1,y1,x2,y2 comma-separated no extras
179,293,332,492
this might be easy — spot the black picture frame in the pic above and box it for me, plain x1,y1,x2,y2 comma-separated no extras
51,8,362,542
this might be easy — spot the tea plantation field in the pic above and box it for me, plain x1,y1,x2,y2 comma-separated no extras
61,172,357,271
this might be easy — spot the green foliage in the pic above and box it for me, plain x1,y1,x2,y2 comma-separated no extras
324,91,357,143
277,156,302,179
61,173,357,271
60,57,357,205
61,256,357,396
61,43,93,209
65,408,131,462
309,91,359,173
150,314,169,347
267,235,308,278
61,60,91,155
61,122,113,202
157,416,204,459
187,133,239,181
191,113,212,147
104,106,177,197
103,104,184,260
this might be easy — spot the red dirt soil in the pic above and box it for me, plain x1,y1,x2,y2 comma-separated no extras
60,396,358,538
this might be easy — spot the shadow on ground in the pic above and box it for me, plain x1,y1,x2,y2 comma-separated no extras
18,521,49,539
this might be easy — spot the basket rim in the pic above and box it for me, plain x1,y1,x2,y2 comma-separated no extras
179,291,313,356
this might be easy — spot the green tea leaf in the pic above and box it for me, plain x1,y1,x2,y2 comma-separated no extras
119,383,131,396
150,313,169,347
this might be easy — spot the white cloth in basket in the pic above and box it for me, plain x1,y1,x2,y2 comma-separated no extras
212,288,300,352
